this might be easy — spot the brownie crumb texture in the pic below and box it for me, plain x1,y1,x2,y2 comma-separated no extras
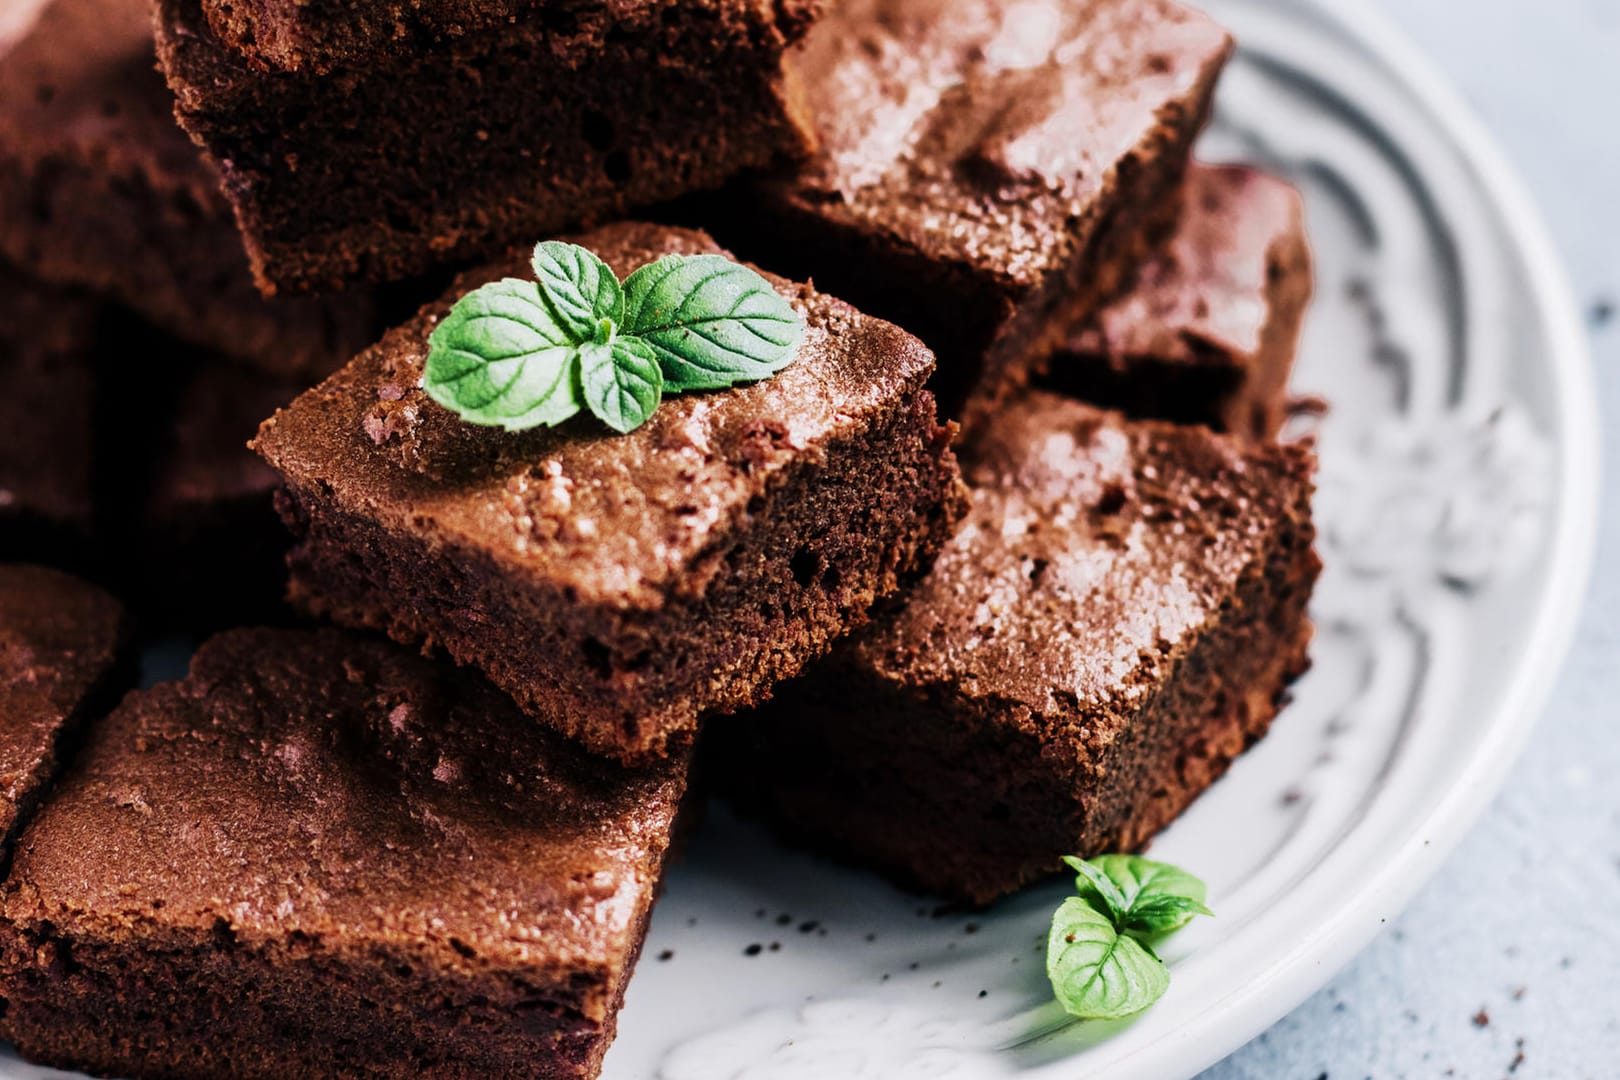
0,628,689,1080
255,223,966,763
715,393,1320,904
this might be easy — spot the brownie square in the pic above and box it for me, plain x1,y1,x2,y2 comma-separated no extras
0,627,689,1079
154,0,825,294
0,267,101,562
199,0,575,74
0,565,129,858
255,222,965,762
712,392,1320,904
1043,164,1313,440
136,364,302,627
0,0,382,376
704,0,1232,427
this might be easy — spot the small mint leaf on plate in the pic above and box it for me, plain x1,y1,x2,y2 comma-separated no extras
422,278,584,431
1047,897,1170,1020
1071,855,1212,940
581,337,663,434
621,253,803,391
531,241,625,342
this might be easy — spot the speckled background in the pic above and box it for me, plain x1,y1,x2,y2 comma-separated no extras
1203,2,1620,1077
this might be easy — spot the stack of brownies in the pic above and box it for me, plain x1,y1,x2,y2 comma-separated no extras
0,0,1321,1074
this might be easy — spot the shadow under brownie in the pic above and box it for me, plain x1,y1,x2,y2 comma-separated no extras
0,627,690,1080
0,268,101,564
712,392,1321,905
254,222,966,763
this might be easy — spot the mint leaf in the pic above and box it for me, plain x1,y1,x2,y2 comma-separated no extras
531,241,623,342
1063,855,1130,923
581,337,663,434
621,254,803,391
423,245,803,434
1069,855,1212,939
1047,897,1169,1020
422,278,584,430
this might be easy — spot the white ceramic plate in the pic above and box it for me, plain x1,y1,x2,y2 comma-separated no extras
2,1,1596,1078
597,2,1599,1078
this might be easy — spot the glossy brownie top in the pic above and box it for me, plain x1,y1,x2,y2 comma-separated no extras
773,0,1232,292
0,565,126,841
1066,164,1311,367
255,222,941,608
851,392,1314,722
199,0,827,75
4,628,688,1013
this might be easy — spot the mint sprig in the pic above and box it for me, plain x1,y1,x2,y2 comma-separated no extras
423,242,803,434
1047,855,1211,1021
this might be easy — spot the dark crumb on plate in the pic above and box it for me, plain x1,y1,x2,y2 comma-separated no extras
977,990,987,998
776,913,793,926
657,950,674,962
768,942,780,952
1472,1008,1491,1028
743,944,763,957
1590,297,1614,327
798,921,818,934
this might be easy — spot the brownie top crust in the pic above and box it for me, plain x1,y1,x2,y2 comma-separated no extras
4,627,688,1013
859,392,1314,727
0,0,209,203
202,0,827,74
0,565,127,845
1067,164,1309,367
255,222,940,609
778,0,1232,294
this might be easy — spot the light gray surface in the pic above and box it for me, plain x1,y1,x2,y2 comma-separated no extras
1203,2,1620,1078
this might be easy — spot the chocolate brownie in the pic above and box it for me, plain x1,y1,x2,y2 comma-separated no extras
0,565,129,860
0,627,689,1079
199,0,621,75
0,267,101,562
0,0,381,376
136,364,301,627
702,0,1232,427
712,393,1320,904
255,222,965,763
1043,165,1313,440
155,0,824,294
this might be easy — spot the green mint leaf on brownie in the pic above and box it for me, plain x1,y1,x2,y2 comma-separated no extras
423,245,802,434
531,241,625,342
580,336,664,434
1065,855,1213,939
422,278,584,430
621,253,803,390
1047,897,1170,1020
